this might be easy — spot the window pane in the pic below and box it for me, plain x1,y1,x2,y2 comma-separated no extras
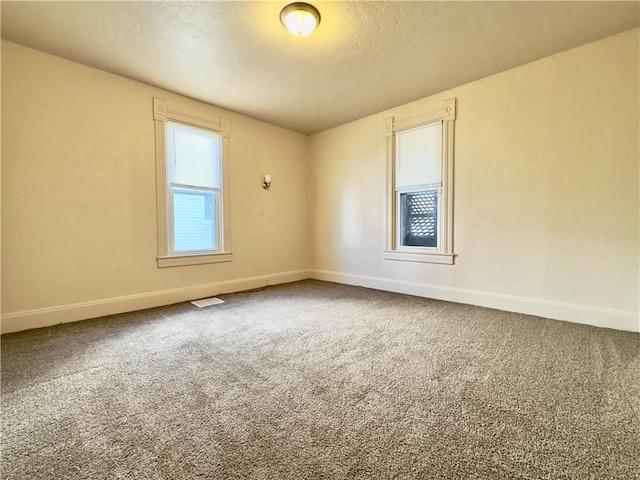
167,122,221,189
173,188,217,252
396,122,442,188
400,190,438,247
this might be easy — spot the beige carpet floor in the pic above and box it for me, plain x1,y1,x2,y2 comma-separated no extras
2,280,639,479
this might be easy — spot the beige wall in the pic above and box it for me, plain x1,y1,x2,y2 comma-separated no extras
2,29,639,333
1,41,310,330
310,28,639,331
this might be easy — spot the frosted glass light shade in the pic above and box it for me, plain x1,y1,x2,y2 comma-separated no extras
280,3,321,37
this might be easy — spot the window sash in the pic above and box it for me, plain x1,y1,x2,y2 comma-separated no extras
393,123,444,252
169,186,221,255
164,121,224,257
396,187,441,250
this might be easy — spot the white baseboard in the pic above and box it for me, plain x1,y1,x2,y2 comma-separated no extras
310,269,639,333
1,269,310,334
4,268,637,334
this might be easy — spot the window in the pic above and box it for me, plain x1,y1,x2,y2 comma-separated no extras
167,122,220,253
153,98,231,268
384,98,456,264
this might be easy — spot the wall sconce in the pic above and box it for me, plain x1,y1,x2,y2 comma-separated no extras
280,2,321,37
262,174,272,190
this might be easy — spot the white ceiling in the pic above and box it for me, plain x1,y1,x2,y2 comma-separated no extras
2,1,638,135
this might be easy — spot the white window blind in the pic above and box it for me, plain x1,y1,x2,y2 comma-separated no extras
395,122,442,188
167,122,221,189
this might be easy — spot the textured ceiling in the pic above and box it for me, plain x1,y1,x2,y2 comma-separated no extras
2,1,638,134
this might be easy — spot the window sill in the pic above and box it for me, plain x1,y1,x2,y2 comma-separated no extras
383,250,454,265
157,252,232,268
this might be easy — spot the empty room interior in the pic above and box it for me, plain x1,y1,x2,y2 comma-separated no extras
1,1,639,479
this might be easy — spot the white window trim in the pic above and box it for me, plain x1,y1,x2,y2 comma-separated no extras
383,98,456,265
153,97,232,268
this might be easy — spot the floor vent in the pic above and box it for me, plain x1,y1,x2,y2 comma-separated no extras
191,297,225,308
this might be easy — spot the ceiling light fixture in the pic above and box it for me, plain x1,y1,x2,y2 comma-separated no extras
280,2,321,37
